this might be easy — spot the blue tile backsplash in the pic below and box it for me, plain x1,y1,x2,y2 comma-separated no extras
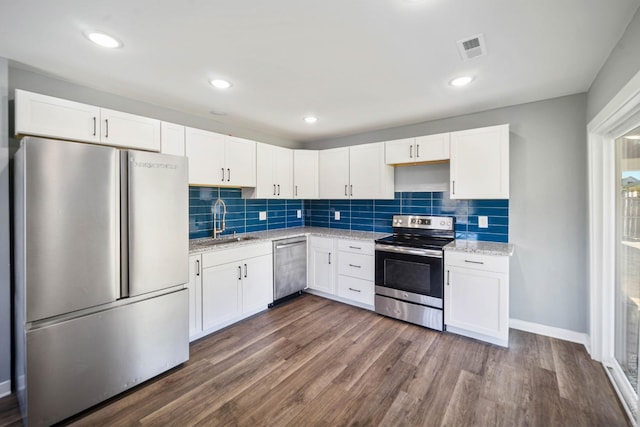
190,188,509,243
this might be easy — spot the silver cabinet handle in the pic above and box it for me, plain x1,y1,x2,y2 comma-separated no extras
221,168,225,182
464,260,484,265
344,185,348,196
244,263,248,278
227,168,231,182
348,287,361,293
93,117,97,136
447,270,450,286
277,184,280,196
348,264,361,268
409,145,413,158
350,185,353,196
295,185,298,197
416,144,420,158
273,184,276,195
348,246,361,250
238,265,242,280
196,259,200,276
328,252,331,265
104,119,109,138
452,180,455,195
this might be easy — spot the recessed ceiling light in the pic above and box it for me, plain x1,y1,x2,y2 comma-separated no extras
450,76,474,87
210,79,232,89
304,116,318,124
84,31,122,49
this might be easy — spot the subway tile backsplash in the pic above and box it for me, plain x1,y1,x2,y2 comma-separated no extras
190,188,509,243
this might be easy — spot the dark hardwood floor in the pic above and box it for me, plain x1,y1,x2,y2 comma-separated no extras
0,294,631,426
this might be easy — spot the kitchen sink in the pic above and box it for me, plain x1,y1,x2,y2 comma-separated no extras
192,235,261,247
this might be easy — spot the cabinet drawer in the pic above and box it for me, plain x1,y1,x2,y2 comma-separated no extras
337,276,374,305
202,241,272,268
338,252,373,281
337,239,374,255
445,251,508,273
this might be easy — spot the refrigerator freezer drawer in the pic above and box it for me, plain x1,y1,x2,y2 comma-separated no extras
23,289,189,427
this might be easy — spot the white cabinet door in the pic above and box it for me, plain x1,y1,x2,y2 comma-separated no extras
415,133,450,162
385,137,415,165
293,150,319,199
100,108,161,151
241,254,273,313
308,237,335,294
161,122,186,156
187,255,203,339
202,262,242,330
319,147,350,199
254,143,277,198
226,136,256,187
349,142,394,199
15,89,100,143
185,127,225,186
450,124,509,199
275,146,293,198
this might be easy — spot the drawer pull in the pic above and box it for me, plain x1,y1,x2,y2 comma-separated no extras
348,264,361,268
348,287,361,293
348,245,361,250
464,260,484,265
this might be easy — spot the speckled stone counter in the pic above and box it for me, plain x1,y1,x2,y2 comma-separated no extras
189,227,389,254
444,240,515,256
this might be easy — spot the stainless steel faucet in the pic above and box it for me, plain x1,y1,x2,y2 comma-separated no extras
212,198,227,239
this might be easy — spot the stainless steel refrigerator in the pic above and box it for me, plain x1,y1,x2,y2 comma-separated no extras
14,137,190,426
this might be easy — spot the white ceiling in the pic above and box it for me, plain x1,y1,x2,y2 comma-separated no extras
0,0,638,143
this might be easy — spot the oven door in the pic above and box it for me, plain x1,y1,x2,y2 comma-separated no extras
375,244,443,300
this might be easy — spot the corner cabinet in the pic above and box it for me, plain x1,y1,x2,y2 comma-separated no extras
318,142,394,200
444,251,509,347
450,124,509,199
15,89,161,151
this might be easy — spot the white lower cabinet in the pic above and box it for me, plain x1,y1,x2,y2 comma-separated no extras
199,242,273,334
444,251,509,347
187,254,203,340
308,236,335,294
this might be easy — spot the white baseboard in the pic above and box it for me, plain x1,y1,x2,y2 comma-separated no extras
510,318,589,348
0,379,11,398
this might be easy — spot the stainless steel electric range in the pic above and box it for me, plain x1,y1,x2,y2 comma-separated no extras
374,215,455,331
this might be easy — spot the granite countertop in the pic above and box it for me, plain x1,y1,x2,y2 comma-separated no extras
189,226,389,254
444,240,515,256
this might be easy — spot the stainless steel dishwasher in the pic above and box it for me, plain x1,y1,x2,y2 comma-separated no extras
270,236,307,307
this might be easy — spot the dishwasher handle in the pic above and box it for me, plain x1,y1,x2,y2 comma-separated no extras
275,240,307,249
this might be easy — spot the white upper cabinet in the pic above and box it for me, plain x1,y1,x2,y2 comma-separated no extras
160,122,185,156
385,133,449,165
450,124,509,199
185,127,225,186
15,89,161,151
319,147,350,199
349,142,394,199
293,150,319,199
319,143,394,200
244,143,293,198
225,136,256,187
185,128,256,187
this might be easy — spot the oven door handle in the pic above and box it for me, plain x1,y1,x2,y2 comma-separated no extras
375,244,443,258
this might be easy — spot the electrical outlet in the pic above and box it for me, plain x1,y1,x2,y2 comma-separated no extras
259,211,267,221
297,209,302,219
334,211,340,220
478,216,489,228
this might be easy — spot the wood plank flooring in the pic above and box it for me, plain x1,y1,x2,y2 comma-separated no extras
0,294,631,426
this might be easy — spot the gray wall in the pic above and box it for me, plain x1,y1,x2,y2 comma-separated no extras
0,58,10,388
9,66,299,149
306,94,589,333
587,7,640,122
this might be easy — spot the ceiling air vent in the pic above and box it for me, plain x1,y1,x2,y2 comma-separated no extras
456,33,487,61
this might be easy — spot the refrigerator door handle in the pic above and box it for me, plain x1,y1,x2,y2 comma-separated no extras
120,151,129,299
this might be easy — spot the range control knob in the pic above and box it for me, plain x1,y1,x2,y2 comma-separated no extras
440,220,445,225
